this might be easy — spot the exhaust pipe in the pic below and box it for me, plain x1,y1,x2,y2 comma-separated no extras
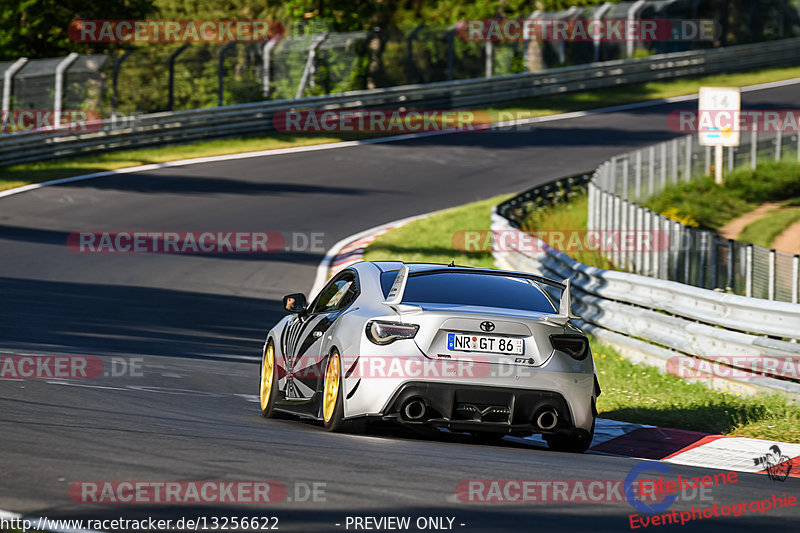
536,409,558,431
402,398,427,421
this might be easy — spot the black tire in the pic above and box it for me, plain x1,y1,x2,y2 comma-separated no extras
259,340,280,418
545,419,595,453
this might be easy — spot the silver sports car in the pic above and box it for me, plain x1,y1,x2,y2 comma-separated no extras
259,261,599,452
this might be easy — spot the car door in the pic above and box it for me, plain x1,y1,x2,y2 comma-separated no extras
281,270,359,401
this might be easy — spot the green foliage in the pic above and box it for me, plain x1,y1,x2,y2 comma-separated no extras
0,0,155,60
738,208,800,248
645,161,800,230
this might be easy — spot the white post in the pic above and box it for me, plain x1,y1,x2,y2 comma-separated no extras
648,146,655,196
635,150,642,200
2,57,28,118
684,135,692,180
592,3,612,62
776,129,783,162
671,138,678,183
558,7,579,64
485,40,493,77
626,0,646,58
54,52,79,128
660,142,667,189
793,255,799,304
727,146,734,171
751,129,758,169
768,249,776,300
715,145,724,185
705,146,711,176
262,36,281,97
296,32,329,99
745,245,753,298
622,157,629,200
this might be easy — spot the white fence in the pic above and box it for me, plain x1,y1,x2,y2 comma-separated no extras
2,37,800,167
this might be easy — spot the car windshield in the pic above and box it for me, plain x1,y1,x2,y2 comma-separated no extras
380,270,556,313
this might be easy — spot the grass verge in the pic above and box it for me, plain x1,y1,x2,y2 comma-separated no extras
363,194,800,442
644,160,800,230
738,207,800,248
4,65,800,191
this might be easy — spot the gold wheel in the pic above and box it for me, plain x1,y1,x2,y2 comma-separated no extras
323,350,341,423
260,343,274,412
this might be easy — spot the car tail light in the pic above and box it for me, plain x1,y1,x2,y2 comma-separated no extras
550,334,589,361
365,321,419,345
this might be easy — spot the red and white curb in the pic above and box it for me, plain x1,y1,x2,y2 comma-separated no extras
321,218,800,477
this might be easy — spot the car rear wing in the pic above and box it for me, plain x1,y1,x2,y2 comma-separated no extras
382,266,577,323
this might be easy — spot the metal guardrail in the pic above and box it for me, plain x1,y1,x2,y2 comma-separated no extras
491,211,800,401
3,37,800,167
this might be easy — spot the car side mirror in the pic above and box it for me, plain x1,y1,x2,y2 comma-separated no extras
283,293,307,314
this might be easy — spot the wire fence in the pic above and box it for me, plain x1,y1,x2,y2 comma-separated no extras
2,0,799,118
589,129,800,303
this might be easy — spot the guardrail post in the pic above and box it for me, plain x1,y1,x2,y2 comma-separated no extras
406,24,424,84
776,129,783,161
262,35,281,97
1,57,28,122
620,199,628,270
54,52,79,128
218,42,236,106
635,205,644,274
768,249,776,300
642,207,650,276
168,44,189,111
793,255,799,304
745,244,753,298
684,135,692,180
751,129,758,169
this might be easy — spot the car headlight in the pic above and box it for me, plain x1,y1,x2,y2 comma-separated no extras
550,334,589,361
365,321,419,345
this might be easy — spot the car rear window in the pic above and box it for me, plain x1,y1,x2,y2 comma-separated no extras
380,271,556,313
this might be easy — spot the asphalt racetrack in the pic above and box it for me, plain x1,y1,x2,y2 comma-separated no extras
1,84,799,532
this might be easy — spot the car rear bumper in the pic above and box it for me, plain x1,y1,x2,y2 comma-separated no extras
378,381,592,437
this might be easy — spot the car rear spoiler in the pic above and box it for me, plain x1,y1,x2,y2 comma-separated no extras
383,264,410,306
383,266,577,323
542,278,579,326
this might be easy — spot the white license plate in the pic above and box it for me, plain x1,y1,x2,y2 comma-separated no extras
447,333,524,355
